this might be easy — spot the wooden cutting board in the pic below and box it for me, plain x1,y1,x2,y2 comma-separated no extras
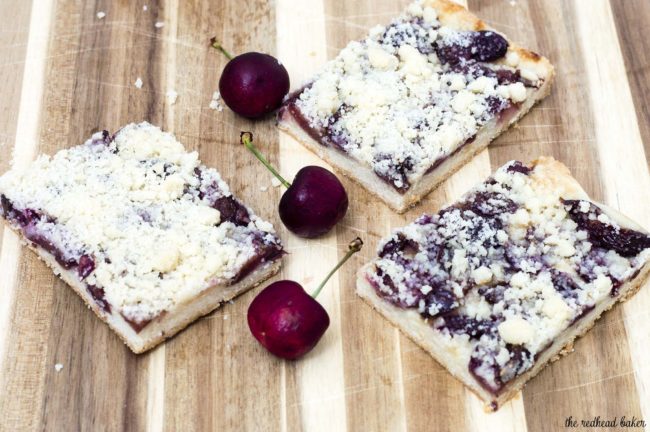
0,0,648,430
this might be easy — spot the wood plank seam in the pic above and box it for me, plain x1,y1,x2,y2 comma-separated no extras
0,0,53,379
574,0,650,422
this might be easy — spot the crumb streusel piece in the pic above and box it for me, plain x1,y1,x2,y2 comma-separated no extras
0,122,283,353
357,157,650,410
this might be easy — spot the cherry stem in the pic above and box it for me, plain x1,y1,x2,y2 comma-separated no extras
240,132,291,188
210,37,233,60
311,238,364,299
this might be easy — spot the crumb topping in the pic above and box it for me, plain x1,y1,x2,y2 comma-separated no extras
288,0,546,192
366,160,650,393
0,122,283,324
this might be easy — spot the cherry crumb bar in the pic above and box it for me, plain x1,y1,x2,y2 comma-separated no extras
357,158,650,410
0,122,284,353
279,0,554,213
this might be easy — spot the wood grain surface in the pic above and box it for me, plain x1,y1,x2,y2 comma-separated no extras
0,0,649,431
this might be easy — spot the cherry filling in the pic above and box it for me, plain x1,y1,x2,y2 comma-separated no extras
116,233,282,334
563,199,650,258
369,187,519,317
23,223,77,270
483,96,506,115
282,90,350,154
212,196,251,227
496,101,522,125
481,95,523,126
373,155,414,193
563,199,650,296
449,62,529,87
1,195,96,274
374,234,456,313
550,269,581,299
435,31,509,65
424,136,475,177
572,304,596,325
194,168,254,227
379,232,420,259
326,107,353,151
1,195,108,314
467,343,532,394
122,314,153,332
77,254,96,279
506,161,532,175
435,313,497,339
233,235,285,283
1,194,30,227
87,285,111,314
281,88,316,133
443,57,535,122
498,345,531,385
468,354,501,394
478,285,506,305
504,243,544,274
458,191,518,217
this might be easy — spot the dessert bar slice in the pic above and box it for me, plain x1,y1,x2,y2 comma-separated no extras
357,157,650,410
0,122,284,353
279,0,554,213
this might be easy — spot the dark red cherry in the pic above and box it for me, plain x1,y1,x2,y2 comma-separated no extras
247,238,363,360
248,280,329,360
212,39,289,119
279,166,348,238
240,132,348,238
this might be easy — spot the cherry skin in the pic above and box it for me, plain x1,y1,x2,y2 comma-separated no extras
247,238,363,360
240,132,348,238
279,166,348,238
248,281,329,360
218,52,290,119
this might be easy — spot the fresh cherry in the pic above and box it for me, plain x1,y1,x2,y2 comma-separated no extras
247,238,363,359
211,38,290,119
240,132,348,238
